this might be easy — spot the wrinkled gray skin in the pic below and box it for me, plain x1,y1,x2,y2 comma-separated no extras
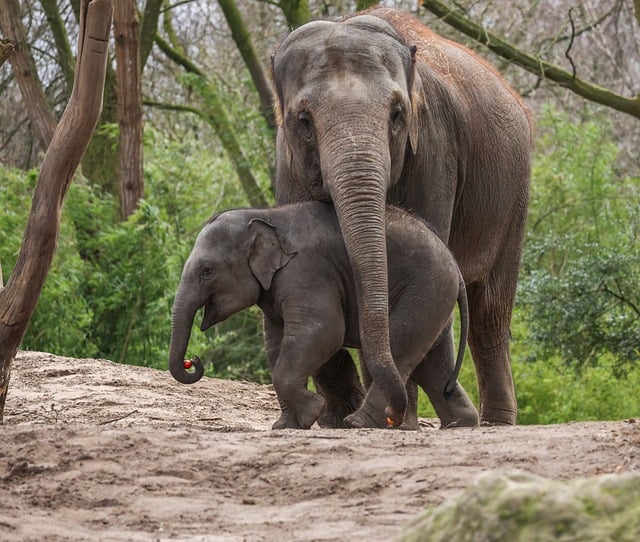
168,202,478,429
272,8,532,426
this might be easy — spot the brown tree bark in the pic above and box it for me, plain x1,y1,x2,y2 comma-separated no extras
0,37,13,66
0,0,57,152
0,0,113,422
114,0,144,219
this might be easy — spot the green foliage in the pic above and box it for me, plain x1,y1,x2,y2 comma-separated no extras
518,106,640,368
0,168,96,356
514,355,640,425
0,128,269,378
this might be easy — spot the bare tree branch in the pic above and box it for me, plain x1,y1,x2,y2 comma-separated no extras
139,0,162,69
154,11,268,208
421,0,640,119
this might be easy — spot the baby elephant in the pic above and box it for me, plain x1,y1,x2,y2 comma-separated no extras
168,201,478,429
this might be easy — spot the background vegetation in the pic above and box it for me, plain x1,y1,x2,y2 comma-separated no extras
1,0,638,424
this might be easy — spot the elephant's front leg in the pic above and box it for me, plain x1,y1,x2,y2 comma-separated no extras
264,316,300,429
271,342,327,430
271,311,345,430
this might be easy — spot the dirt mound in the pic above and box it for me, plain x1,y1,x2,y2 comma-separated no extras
1,351,638,541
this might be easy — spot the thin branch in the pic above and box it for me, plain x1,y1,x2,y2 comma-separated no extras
99,409,139,424
564,7,577,81
421,0,640,120
153,33,205,77
601,281,640,317
143,99,202,115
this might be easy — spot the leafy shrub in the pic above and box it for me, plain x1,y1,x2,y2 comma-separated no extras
0,128,271,377
518,107,640,369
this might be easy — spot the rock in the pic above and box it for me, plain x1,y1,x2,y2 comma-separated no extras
400,470,640,542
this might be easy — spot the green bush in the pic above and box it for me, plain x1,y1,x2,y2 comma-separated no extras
0,128,270,377
518,106,640,369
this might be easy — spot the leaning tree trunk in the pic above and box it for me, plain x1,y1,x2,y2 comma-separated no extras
0,0,113,422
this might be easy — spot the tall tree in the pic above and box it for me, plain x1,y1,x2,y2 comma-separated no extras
0,0,113,422
0,0,57,152
114,0,144,219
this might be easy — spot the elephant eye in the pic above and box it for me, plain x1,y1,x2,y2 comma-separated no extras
390,103,404,131
200,267,214,280
297,110,314,140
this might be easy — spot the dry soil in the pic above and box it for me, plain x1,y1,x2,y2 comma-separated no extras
1,351,638,541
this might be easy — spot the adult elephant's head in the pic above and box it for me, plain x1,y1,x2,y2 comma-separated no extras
271,16,421,425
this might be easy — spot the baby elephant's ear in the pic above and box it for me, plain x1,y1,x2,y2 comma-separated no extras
248,218,296,290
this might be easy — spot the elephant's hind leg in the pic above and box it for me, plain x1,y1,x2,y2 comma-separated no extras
313,349,365,428
467,251,521,425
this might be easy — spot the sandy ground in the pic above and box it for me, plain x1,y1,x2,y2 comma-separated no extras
1,351,638,541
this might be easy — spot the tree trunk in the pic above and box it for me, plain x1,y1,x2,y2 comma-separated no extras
39,0,75,93
139,0,163,69
114,0,144,219
0,0,57,152
217,0,276,131
278,0,310,29
0,0,113,423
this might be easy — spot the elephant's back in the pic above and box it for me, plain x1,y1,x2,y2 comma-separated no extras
385,207,457,277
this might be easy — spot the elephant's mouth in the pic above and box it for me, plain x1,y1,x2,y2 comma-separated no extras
200,297,217,331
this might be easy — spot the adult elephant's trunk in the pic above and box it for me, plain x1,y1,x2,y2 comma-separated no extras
321,128,407,425
168,288,204,384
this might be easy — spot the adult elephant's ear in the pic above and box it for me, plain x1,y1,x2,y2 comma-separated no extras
248,218,297,290
408,44,423,155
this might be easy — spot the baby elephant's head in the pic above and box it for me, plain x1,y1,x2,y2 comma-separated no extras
167,211,295,384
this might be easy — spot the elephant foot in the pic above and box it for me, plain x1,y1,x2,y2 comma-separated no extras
272,394,325,430
272,410,302,430
297,393,325,429
316,387,364,429
440,406,479,429
480,403,516,426
343,407,386,429
399,416,420,431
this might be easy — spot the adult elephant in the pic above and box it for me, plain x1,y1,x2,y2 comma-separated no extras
271,8,532,426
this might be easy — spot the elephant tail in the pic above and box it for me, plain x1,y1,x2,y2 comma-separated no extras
444,272,469,400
